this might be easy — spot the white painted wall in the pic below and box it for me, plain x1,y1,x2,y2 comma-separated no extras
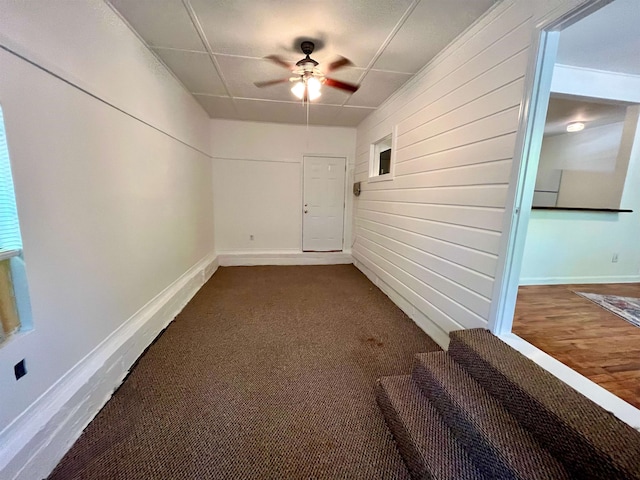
0,1,214,478
351,0,588,347
521,106,640,284
555,121,627,209
211,119,356,254
536,121,626,208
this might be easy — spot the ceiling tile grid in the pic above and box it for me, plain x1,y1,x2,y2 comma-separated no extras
108,0,497,126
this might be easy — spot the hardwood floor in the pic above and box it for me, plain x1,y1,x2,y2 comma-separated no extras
513,283,640,409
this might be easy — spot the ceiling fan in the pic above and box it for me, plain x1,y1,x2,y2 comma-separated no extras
254,41,360,102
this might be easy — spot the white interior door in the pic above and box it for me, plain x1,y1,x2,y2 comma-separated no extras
303,156,346,252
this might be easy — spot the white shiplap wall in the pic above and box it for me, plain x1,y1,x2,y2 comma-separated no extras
352,0,585,346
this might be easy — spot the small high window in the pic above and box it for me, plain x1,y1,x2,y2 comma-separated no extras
369,127,397,182
0,106,31,344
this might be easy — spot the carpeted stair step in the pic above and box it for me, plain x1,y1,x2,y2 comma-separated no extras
412,351,570,480
448,328,640,480
376,375,483,480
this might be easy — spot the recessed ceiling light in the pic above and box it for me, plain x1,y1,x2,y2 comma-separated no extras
566,122,585,133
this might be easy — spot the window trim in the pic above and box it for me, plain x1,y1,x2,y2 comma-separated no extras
368,125,398,183
0,248,21,262
0,105,32,343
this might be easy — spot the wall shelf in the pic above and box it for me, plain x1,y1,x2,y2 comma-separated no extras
532,207,633,213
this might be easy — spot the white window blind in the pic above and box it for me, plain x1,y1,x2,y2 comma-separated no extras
0,106,22,252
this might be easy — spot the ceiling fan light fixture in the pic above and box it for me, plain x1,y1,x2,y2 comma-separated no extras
307,76,321,92
308,88,321,101
567,121,585,132
291,77,322,101
307,76,321,100
291,81,306,99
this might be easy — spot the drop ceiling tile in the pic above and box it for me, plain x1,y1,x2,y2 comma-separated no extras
306,104,375,127
234,99,308,124
109,0,205,51
216,55,296,102
229,102,368,127
333,106,375,127
374,0,496,73
193,95,239,119
304,104,341,126
315,86,352,107
346,70,413,108
189,0,414,68
154,49,227,95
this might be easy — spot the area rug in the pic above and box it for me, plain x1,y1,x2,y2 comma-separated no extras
575,292,640,328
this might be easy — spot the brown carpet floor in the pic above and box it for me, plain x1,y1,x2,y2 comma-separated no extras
49,265,441,479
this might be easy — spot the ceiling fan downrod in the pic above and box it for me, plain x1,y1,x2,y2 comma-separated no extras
296,41,319,67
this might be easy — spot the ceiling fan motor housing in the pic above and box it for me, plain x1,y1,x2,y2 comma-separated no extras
296,41,319,68
300,41,315,55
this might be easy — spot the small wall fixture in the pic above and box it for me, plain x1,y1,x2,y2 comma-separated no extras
566,121,585,133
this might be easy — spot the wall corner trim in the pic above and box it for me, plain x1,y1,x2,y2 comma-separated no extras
0,252,218,480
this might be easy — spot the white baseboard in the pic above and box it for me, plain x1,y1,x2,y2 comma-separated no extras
218,250,353,266
412,309,450,350
499,333,640,431
0,253,218,480
520,274,640,286
353,255,450,350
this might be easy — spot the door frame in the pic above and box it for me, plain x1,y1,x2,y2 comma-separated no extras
488,0,614,335
301,155,348,252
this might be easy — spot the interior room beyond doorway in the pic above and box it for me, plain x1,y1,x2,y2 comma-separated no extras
504,0,640,416
513,283,640,409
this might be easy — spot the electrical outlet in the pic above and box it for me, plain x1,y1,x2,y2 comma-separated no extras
14,359,27,380
249,235,254,241
612,253,619,263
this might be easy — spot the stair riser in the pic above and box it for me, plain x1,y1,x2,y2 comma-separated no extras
412,361,521,480
448,338,630,479
375,383,433,479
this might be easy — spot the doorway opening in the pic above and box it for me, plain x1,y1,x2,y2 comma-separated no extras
493,0,640,427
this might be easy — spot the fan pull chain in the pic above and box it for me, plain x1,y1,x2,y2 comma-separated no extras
306,97,310,150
